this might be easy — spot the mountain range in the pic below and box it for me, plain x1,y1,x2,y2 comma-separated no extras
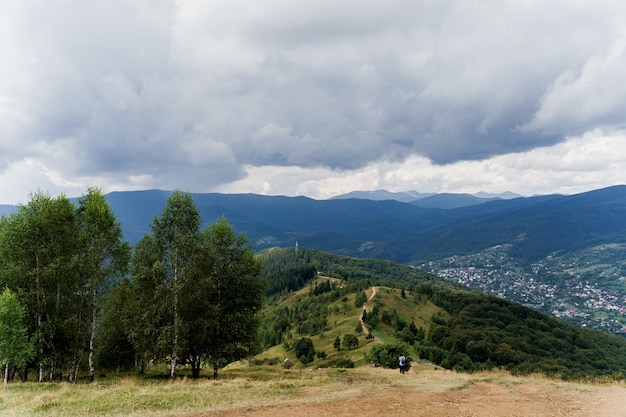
4,185,626,335
2,186,625,265
330,189,522,209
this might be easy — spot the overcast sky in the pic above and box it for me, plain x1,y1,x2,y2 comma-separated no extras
2,1,626,204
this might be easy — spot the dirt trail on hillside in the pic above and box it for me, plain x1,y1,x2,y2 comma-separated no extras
359,287,377,337
182,370,626,417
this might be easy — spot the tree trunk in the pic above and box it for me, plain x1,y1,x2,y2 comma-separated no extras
170,267,178,379
49,361,55,382
191,357,201,379
69,308,83,383
88,285,98,382
213,364,219,380
4,364,8,390
36,252,45,383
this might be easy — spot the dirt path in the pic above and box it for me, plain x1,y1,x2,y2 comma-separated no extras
183,372,626,417
359,287,378,337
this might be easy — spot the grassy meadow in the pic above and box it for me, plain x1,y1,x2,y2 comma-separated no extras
0,364,617,417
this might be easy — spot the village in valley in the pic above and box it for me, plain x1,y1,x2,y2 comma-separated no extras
424,244,626,336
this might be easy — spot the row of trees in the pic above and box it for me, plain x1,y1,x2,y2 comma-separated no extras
0,189,129,382
0,189,265,382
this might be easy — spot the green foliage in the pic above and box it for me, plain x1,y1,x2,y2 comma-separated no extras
312,279,333,296
131,190,202,378
259,247,442,288
416,286,626,377
332,358,355,368
128,193,265,379
0,288,34,385
367,343,411,370
355,322,363,335
0,191,127,382
362,305,380,328
265,265,317,297
333,336,341,351
199,217,265,378
294,337,315,363
76,188,130,381
259,248,626,378
354,291,367,308
95,278,138,371
342,334,359,350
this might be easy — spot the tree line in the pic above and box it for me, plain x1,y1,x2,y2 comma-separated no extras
0,189,265,383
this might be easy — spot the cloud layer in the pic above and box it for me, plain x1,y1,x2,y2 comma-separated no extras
2,1,626,203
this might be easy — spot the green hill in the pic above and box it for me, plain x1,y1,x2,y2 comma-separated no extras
256,248,626,380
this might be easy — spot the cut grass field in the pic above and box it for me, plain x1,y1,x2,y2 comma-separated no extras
1,365,624,417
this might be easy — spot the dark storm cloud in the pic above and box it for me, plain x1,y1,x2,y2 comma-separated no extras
2,0,626,200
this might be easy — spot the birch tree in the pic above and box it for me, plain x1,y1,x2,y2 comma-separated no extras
137,190,200,378
74,188,130,382
200,217,265,379
0,192,78,382
129,196,264,379
0,288,34,389
128,234,164,373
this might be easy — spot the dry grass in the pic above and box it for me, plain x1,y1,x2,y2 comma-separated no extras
0,367,362,417
1,366,619,417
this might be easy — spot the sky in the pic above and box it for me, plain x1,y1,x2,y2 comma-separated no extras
2,1,626,204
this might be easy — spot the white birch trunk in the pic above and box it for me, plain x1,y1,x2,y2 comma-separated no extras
170,265,178,379
89,285,98,382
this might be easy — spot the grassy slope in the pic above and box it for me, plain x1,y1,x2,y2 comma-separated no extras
257,276,445,368
257,248,626,379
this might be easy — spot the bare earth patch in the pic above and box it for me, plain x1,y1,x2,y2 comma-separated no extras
182,368,626,417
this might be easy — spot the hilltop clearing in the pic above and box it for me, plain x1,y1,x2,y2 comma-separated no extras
184,367,625,417
2,366,624,416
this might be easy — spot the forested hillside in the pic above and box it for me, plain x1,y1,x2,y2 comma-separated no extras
258,248,626,379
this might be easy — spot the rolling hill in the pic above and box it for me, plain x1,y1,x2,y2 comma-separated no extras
257,247,626,379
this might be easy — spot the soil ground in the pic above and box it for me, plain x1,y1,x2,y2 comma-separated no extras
182,368,626,417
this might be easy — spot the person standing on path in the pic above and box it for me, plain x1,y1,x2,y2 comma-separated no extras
399,353,406,374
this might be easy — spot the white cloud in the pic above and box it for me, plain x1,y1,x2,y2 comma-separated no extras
216,129,626,199
2,1,626,203
522,38,626,134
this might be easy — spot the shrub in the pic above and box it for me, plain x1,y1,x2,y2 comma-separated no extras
367,343,411,370
294,337,315,361
334,358,355,368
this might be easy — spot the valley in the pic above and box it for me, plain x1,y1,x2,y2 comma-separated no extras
424,244,626,335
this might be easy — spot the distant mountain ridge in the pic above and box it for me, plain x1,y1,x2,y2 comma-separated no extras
5,185,626,336
329,190,435,202
2,186,625,265
99,186,626,266
330,189,522,208
0,205,16,217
